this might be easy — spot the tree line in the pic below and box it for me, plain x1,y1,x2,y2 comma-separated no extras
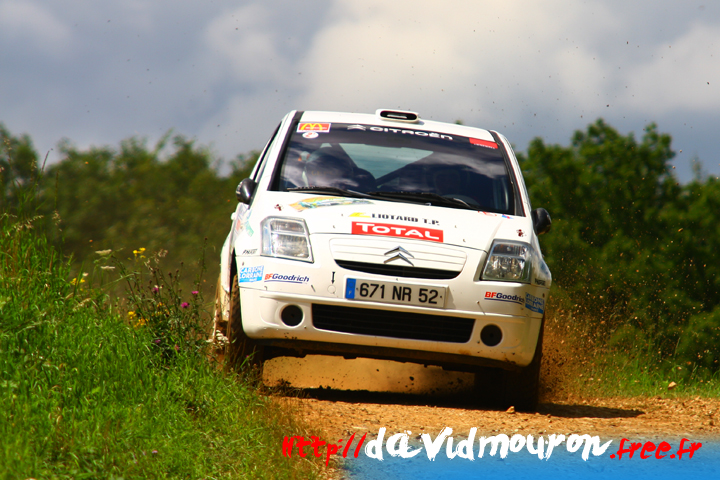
519,119,719,372
1,125,258,299
1,119,718,372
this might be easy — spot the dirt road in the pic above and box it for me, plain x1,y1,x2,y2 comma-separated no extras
265,355,720,441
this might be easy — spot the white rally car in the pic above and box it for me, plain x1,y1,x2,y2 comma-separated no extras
214,109,552,410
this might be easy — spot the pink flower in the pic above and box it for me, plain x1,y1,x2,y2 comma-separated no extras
181,302,189,309
191,290,199,295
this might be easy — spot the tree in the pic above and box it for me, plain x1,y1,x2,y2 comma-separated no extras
519,120,699,359
39,133,258,296
0,123,40,210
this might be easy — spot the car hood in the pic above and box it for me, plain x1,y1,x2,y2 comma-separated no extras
256,192,534,252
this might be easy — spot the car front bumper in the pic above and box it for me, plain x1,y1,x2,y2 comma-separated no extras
238,277,545,370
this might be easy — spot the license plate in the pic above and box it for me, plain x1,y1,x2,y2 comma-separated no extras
344,278,446,308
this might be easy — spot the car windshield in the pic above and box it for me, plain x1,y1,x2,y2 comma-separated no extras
273,122,516,214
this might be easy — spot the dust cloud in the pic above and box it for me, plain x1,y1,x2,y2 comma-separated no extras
263,356,474,396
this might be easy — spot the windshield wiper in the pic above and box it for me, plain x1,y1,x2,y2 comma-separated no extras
366,191,479,210
288,186,374,199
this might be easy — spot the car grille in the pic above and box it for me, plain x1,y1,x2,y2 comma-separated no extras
312,304,474,343
335,260,460,279
329,239,466,276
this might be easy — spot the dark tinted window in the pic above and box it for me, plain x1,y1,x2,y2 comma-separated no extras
275,123,514,214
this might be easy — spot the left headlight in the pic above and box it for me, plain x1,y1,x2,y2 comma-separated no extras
481,241,533,283
261,217,313,262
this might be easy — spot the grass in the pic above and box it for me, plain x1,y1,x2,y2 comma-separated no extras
0,194,324,479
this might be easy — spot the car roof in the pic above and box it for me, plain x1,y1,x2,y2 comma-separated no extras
298,110,497,143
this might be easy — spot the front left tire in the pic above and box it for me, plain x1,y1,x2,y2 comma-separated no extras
214,273,264,372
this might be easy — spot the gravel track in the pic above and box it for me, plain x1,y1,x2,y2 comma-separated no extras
265,355,719,442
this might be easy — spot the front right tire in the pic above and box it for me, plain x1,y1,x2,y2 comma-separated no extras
474,318,543,412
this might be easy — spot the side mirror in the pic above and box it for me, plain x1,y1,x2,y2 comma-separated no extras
531,208,552,235
236,178,257,204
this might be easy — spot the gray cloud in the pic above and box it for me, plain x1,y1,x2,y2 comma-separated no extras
1,0,718,181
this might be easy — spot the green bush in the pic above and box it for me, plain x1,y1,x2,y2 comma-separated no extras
676,308,720,371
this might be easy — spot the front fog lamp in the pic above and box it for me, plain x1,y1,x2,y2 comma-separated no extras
261,217,313,262
482,241,532,283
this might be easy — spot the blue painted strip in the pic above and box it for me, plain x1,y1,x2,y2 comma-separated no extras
343,439,720,479
345,278,356,299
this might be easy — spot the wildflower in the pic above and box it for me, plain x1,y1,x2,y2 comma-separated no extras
154,339,161,344
151,450,158,455
134,318,147,328
191,290,199,295
181,302,189,309
128,311,137,318
152,286,159,293
95,249,112,256
174,345,180,352
100,266,115,270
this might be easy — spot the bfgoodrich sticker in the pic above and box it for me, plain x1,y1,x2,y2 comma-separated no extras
264,273,310,284
484,292,524,305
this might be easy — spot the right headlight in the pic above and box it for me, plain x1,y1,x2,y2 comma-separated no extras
481,241,533,283
261,217,313,262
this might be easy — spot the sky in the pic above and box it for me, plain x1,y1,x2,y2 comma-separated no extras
1,0,719,182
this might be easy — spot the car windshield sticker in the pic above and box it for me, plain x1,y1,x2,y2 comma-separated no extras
470,138,498,149
238,266,264,283
346,124,453,141
351,221,443,242
297,123,331,133
290,196,373,211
